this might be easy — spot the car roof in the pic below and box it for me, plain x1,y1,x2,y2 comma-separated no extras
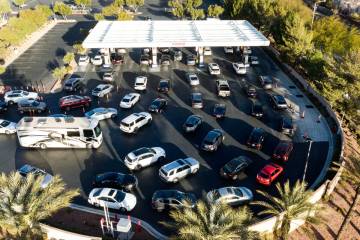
153,190,181,199
136,76,147,82
218,187,237,197
132,147,151,156
122,113,143,123
99,188,117,198
206,129,222,139
262,163,282,174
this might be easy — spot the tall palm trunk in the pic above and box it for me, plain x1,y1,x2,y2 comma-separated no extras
336,186,360,239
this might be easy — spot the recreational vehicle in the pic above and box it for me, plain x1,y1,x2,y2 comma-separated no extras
16,117,103,149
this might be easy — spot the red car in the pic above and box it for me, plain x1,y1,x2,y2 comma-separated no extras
272,141,293,162
59,95,91,111
256,163,283,186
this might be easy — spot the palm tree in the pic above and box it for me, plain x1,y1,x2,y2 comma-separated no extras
161,199,258,240
0,171,79,239
333,156,360,239
252,180,323,240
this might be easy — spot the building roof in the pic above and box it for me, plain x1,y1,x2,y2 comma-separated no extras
83,20,270,49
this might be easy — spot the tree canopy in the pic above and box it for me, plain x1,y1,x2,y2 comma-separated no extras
53,2,72,20
0,172,79,239
207,4,224,18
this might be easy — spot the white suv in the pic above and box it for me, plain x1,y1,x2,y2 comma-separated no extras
134,76,147,91
4,90,38,104
216,79,231,97
120,93,140,109
120,112,152,133
124,147,166,170
159,157,199,183
208,63,221,75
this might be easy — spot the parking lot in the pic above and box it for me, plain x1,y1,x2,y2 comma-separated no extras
0,23,331,234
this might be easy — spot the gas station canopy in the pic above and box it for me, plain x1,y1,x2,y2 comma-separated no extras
82,20,270,49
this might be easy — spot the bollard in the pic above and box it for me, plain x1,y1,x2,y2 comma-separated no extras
48,108,51,114
317,114,321,123
301,110,305,118
136,220,141,233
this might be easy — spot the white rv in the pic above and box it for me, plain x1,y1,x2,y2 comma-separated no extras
16,117,103,149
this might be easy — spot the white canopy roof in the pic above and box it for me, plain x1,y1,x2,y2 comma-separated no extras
83,20,270,49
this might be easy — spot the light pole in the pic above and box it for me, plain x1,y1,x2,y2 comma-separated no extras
302,136,313,183
311,0,326,29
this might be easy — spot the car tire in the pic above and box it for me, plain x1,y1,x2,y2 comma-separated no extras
8,101,14,105
158,156,165,162
120,207,127,212
173,178,179,183
135,165,141,170
39,143,47,149
5,130,10,135
111,114,116,119
134,127,139,133
192,168,199,174
94,202,100,207
147,119,152,124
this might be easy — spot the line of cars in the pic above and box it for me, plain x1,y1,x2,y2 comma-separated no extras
0,46,298,215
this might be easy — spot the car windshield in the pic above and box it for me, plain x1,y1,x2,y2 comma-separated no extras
152,100,162,107
211,190,221,200
159,81,168,87
122,98,130,102
114,191,126,202
94,124,102,137
219,85,229,91
224,159,241,172
277,97,286,104
93,189,102,197
0,121,10,127
259,172,269,178
125,155,135,162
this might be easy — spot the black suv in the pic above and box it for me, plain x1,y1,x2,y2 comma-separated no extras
151,190,196,212
247,127,265,150
245,84,257,98
220,156,253,180
93,172,138,191
201,129,225,152
158,79,170,93
64,78,82,92
270,94,287,110
148,98,167,113
251,102,263,118
280,117,295,136
18,99,47,114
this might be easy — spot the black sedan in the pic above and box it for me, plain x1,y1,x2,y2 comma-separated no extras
251,102,263,118
110,53,125,64
93,172,138,191
183,115,202,133
247,128,265,150
220,156,253,180
213,104,226,119
0,100,7,113
244,84,257,98
148,98,167,113
158,79,170,93
201,129,225,152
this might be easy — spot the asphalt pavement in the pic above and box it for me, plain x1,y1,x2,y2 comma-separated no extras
0,27,330,234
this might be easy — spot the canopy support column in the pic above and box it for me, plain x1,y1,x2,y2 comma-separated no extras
151,47,158,68
197,47,204,67
103,48,111,64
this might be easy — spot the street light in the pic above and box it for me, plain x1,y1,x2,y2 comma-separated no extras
311,0,326,29
302,135,313,183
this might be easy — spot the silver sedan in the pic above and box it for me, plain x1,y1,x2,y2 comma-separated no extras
206,186,253,206
85,108,118,120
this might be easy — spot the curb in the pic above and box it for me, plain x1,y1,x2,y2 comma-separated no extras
69,203,169,240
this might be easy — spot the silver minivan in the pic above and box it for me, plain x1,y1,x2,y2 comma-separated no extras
159,158,199,183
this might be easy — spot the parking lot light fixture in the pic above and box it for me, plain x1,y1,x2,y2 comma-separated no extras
302,136,313,182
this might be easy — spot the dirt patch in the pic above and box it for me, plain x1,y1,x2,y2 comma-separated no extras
44,208,156,240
